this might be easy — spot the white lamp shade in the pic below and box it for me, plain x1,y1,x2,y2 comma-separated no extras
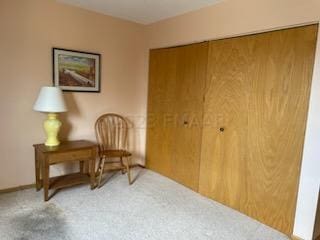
33,86,67,113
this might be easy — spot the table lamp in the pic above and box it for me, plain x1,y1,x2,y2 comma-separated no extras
33,86,67,146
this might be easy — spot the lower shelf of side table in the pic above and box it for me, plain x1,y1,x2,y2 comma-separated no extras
49,172,91,190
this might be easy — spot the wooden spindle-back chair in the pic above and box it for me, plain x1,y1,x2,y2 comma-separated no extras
95,113,132,187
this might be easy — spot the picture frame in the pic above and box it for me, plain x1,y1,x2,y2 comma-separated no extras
53,48,101,92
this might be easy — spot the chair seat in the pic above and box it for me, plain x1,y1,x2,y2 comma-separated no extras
100,149,132,158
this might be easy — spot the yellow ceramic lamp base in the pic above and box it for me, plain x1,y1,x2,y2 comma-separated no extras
44,113,62,146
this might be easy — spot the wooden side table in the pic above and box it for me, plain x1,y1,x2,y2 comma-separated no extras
33,140,97,201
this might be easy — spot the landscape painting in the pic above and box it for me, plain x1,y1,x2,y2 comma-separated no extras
53,48,100,92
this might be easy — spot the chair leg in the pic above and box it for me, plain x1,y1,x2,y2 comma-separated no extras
96,157,102,175
97,157,102,169
126,157,131,185
98,157,106,188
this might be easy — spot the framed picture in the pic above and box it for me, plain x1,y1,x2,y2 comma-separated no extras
53,48,101,92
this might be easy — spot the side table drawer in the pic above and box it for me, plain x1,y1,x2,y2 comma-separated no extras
49,149,93,164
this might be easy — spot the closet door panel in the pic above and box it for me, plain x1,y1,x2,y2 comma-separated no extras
146,48,178,179
147,43,208,189
199,37,254,210
245,25,318,234
172,43,208,191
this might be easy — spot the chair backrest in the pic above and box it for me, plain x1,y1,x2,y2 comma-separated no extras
95,113,129,152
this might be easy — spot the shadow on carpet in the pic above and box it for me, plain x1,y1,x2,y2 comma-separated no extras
10,203,70,240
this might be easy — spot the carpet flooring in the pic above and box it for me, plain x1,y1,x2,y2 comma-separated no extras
0,168,289,240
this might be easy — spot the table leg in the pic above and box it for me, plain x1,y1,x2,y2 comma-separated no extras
35,149,41,191
90,158,95,189
42,157,50,201
80,161,84,173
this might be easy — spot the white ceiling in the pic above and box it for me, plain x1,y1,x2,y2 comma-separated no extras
57,0,222,25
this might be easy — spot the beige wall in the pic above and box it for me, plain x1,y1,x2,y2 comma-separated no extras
146,0,320,48
0,0,148,190
1,0,320,239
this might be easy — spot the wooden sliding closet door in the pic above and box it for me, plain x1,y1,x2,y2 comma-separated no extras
199,35,253,210
246,25,318,234
171,43,208,190
199,25,318,235
146,43,208,190
146,47,178,180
